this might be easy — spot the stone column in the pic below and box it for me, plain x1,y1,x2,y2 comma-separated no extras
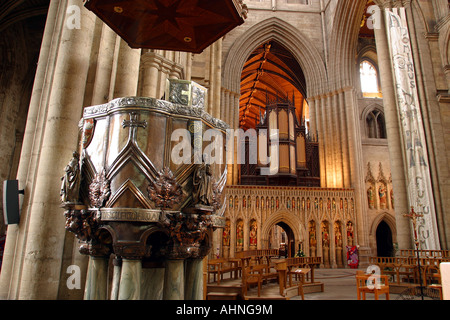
213,39,223,119
118,259,142,300
373,3,412,249
1,0,97,300
163,259,185,300
185,259,204,300
0,0,61,300
230,219,236,258
141,52,161,98
338,91,351,188
113,39,141,98
84,256,108,300
91,25,118,105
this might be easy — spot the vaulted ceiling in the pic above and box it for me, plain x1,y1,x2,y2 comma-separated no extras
239,41,307,130
0,0,50,32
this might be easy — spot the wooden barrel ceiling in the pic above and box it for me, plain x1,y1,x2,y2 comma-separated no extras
239,41,307,130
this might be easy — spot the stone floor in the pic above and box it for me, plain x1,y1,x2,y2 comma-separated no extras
293,268,395,300
208,267,442,300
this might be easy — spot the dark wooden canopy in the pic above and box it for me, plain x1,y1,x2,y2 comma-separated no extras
84,0,247,53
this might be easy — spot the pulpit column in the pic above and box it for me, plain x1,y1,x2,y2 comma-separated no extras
185,259,204,300
110,257,121,300
84,256,109,300
163,259,185,300
118,259,142,300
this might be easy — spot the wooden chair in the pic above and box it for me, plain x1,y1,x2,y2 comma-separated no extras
356,273,390,300
242,265,263,297
207,258,238,285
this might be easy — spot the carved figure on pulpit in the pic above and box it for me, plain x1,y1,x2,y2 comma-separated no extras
367,185,375,209
60,151,81,204
379,184,387,209
193,159,213,207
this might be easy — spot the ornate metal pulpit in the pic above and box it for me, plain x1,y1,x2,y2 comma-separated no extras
61,80,228,300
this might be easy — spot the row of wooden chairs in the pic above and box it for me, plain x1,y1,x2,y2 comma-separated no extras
207,250,280,285
369,255,450,286
399,249,450,258
208,251,320,299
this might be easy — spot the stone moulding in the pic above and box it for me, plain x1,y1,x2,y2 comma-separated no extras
83,96,230,132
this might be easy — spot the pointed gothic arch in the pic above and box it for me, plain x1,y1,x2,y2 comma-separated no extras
223,17,327,98
260,210,304,254
369,213,397,256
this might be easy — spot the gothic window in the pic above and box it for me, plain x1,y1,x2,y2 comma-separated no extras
366,109,387,139
360,60,381,98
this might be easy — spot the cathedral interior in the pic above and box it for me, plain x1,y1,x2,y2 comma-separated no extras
0,0,449,301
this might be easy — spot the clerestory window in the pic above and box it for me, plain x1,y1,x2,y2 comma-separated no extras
360,60,381,98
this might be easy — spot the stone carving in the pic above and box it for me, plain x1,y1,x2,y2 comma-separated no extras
367,185,375,209
148,167,183,210
378,184,387,210
249,220,257,247
89,170,111,208
60,151,81,203
222,219,230,246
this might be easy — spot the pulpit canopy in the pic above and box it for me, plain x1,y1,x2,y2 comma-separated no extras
84,0,248,53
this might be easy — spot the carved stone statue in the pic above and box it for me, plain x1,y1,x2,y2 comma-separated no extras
60,151,81,203
192,160,213,207
367,185,375,209
379,184,387,209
